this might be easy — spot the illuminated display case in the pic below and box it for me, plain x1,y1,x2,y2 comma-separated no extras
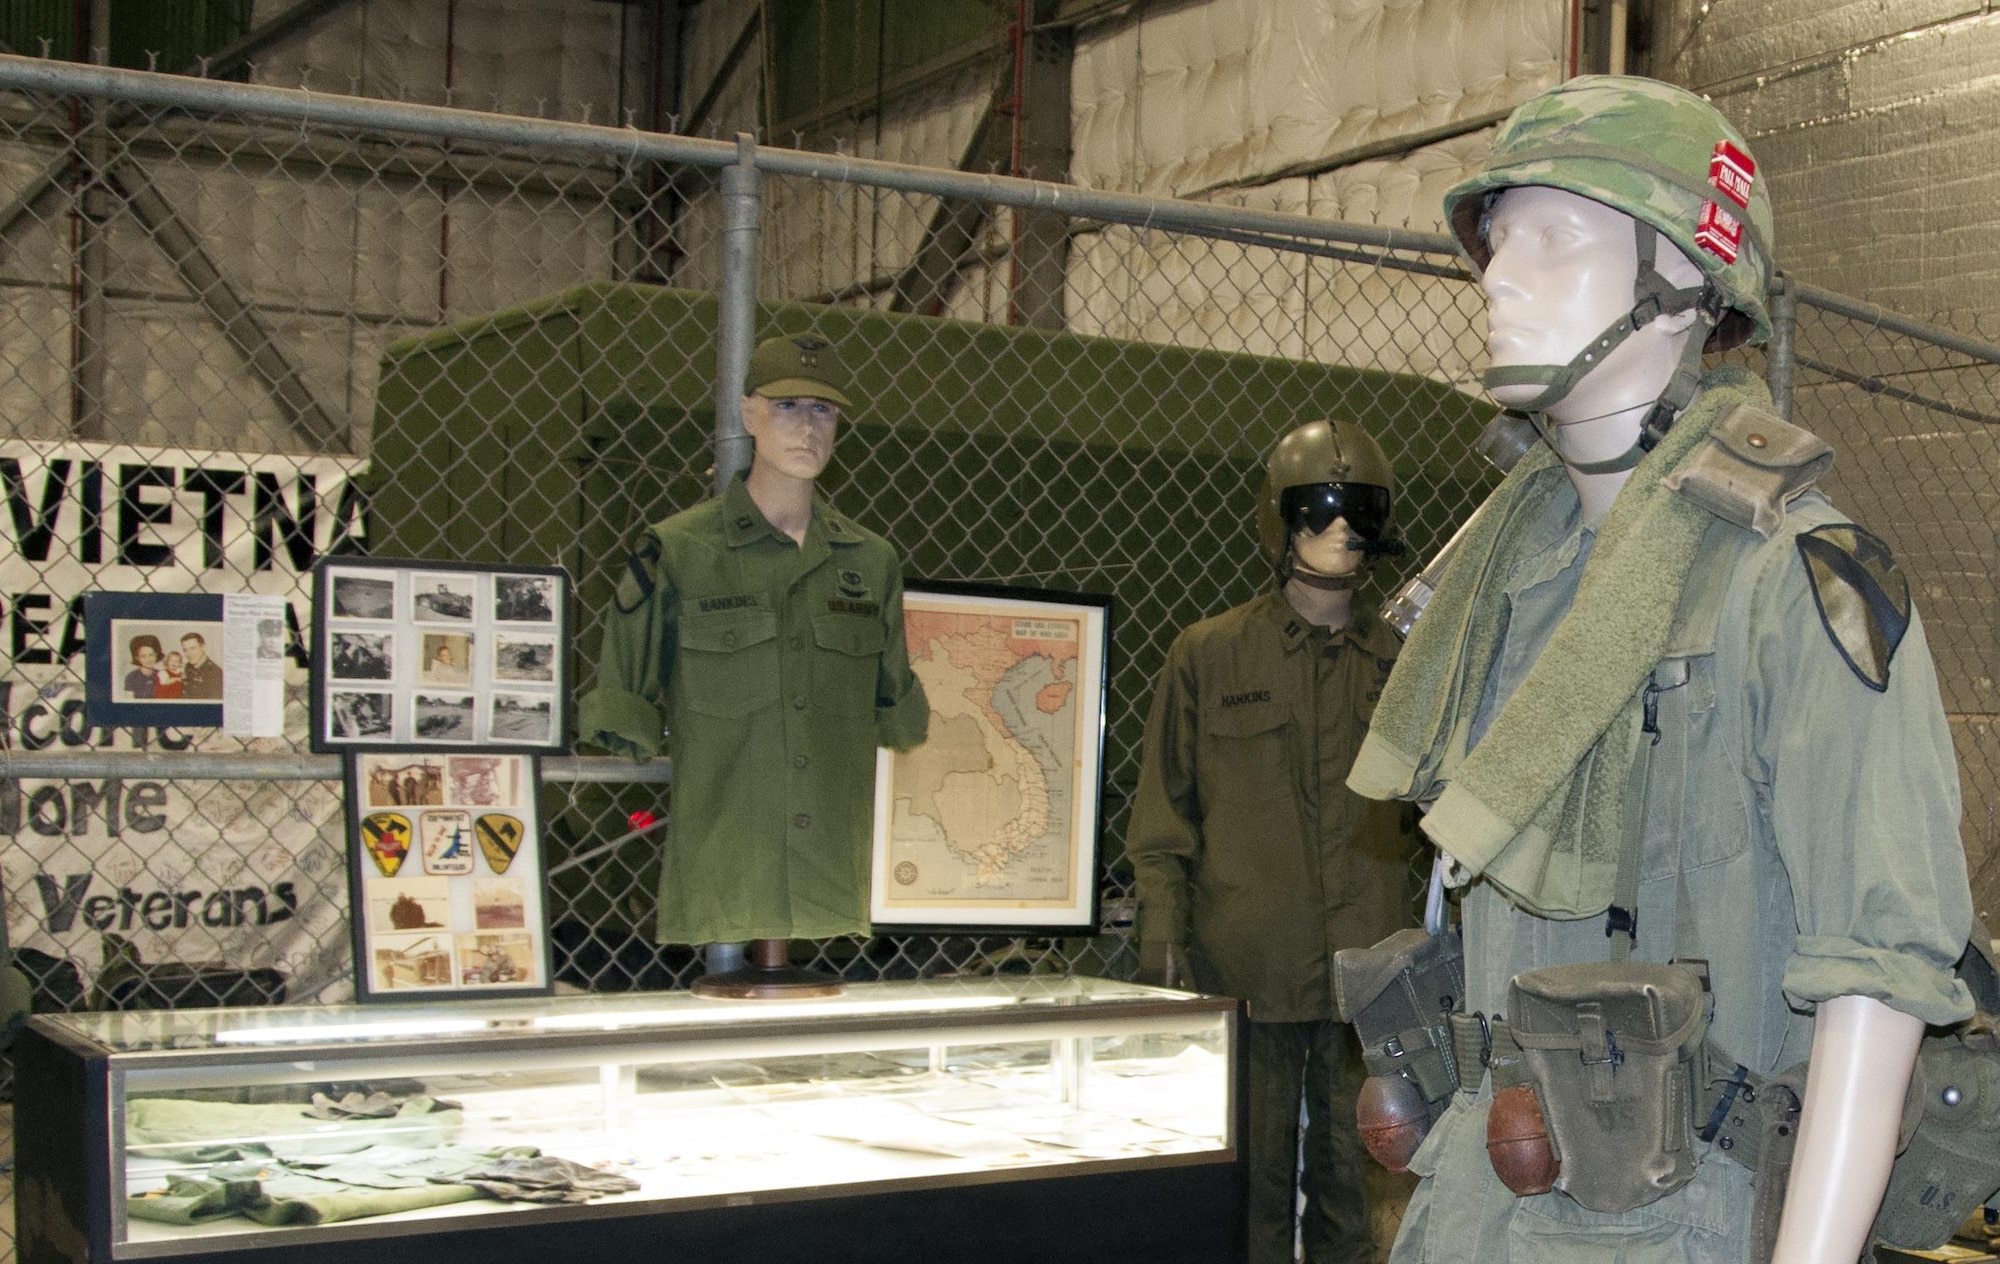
16,977,1244,1264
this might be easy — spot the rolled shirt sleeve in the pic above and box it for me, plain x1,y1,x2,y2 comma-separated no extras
577,535,677,761
873,572,930,752
1740,529,1975,1027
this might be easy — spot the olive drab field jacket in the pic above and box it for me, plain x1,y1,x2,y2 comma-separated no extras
578,475,929,943
1128,593,1420,1023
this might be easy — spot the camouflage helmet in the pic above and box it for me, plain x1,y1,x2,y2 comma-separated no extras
1255,419,1396,572
1442,75,1775,351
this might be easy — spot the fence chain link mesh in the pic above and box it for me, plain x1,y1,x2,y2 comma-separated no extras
0,61,1998,1264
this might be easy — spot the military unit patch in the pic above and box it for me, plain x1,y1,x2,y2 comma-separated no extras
361,812,411,878
476,813,524,874
836,568,869,599
616,536,661,613
1797,524,1910,693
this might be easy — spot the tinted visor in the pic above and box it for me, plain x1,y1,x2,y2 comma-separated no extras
1280,483,1391,543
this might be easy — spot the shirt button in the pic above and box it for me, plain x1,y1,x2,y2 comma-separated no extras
791,694,807,710
790,636,805,651
722,631,738,647
792,812,811,829
793,754,809,769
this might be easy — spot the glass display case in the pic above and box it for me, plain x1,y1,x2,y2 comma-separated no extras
16,977,1243,1264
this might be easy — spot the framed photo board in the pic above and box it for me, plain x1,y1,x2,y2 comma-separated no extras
345,751,552,1002
870,581,1112,934
310,558,568,753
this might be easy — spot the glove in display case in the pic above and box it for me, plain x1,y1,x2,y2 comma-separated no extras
16,977,1244,1264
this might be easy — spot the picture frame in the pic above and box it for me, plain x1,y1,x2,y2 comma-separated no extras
870,581,1113,934
344,751,553,1002
82,592,227,728
310,557,569,753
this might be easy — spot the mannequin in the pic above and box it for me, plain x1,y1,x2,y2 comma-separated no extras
1345,76,1973,1264
1129,418,1419,1264
1483,181,1925,1264
578,335,930,992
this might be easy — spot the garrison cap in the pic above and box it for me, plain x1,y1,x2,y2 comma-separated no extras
745,334,853,408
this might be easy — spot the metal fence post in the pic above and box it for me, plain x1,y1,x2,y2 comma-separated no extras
712,132,761,495
1766,270,1797,422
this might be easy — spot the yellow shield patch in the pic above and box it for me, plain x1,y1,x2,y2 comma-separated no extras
475,813,524,874
361,812,411,878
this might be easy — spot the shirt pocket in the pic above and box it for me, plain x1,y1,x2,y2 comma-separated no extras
678,608,780,718
813,614,885,717
1639,655,1749,879
1198,698,1292,808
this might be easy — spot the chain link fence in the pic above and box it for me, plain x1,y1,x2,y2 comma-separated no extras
0,52,1998,1264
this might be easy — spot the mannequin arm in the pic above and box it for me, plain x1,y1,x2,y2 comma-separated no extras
1769,994,1923,1264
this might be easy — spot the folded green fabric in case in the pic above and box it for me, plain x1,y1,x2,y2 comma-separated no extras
237,1174,484,1226
125,1175,266,1226
287,1144,541,1189
126,1097,463,1161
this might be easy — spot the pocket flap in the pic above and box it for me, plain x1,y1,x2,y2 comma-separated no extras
1508,962,1707,1057
813,614,885,657
682,608,778,653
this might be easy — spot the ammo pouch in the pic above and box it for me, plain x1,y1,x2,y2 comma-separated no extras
1334,927,1464,1171
1502,961,1709,1213
1870,930,2000,1252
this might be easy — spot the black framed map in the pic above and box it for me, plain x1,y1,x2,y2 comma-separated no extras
870,582,1112,934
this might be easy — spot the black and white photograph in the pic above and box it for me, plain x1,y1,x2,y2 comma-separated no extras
411,573,476,623
494,634,557,682
257,617,285,660
330,631,394,681
488,692,553,743
329,690,393,740
414,692,476,742
495,574,555,623
331,574,396,621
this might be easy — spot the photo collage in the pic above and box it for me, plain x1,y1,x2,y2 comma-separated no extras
316,562,565,751
351,751,548,997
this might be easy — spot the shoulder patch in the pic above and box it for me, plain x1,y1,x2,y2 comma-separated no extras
615,535,662,614
1795,525,1909,692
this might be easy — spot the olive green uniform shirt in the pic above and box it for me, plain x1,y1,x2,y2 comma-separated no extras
1391,485,1974,1263
578,476,929,944
1128,592,1420,1023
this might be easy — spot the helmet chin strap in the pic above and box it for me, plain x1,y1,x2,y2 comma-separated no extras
1286,566,1365,592
1480,220,1721,475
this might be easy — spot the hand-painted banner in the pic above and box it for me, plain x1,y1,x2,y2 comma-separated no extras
0,439,367,1002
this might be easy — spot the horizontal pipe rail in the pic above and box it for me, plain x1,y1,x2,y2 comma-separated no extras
1794,281,2000,369
0,53,1459,259
0,750,673,783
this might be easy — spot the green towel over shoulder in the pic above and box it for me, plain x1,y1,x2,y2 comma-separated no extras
1348,367,1794,918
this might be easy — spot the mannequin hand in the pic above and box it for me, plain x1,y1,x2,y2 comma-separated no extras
1137,941,1191,990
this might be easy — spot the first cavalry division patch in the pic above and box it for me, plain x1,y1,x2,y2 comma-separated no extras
1796,524,1910,692
476,813,525,874
361,812,412,878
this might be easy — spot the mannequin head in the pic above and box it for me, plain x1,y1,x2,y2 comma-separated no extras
737,335,854,544
742,393,840,483
1442,75,1777,479
1255,418,1399,596
1482,186,1704,464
